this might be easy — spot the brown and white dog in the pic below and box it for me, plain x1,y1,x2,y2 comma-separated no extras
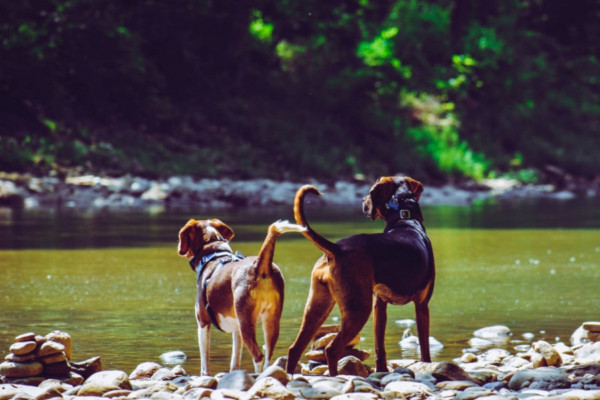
286,176,435,375
178,218,305,375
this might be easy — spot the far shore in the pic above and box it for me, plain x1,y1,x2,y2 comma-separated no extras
1,172,598,211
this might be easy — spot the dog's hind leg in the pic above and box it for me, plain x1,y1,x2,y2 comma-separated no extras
230,330,243,371
415,301,431,362
262,308,282,371
286,279,335,373
198,324,210,376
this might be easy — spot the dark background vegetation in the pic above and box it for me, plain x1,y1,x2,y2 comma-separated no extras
1,0,599,183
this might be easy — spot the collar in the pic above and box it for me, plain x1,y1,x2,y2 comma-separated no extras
385,195,414,220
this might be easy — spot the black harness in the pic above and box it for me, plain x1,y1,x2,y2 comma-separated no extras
189,250,245,331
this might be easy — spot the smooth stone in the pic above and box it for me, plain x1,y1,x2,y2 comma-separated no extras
338,356,369,377
380,372,413,386
103,389,132,398
306,348,370,363
0,361,43,378
184,375,218,390
4,353,36,363
216,370,255,391
14,333,36,343
312,332,361,350
246,377,295,400
182,387,213,400
454,387,495,400
435,380,478,390
473,325,512,340
383,381,432,398
545,389,600,400
574,341,600,364
300,386,342,399
0,383,61,400
146,391,183,400
77,370,132,396
508,367,570,391
583,322,600,333
257,365,290,386
132,381,178,398
35,341,65,358
9,341,36,356
45,331,72,360
129,361,162,380
39,352,67,365
460,353,478,363
68,356,102,379
432,361,477,383
159,350,187,365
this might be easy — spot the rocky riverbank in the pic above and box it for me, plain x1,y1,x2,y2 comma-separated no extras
1,172,598,210
1,322,599,399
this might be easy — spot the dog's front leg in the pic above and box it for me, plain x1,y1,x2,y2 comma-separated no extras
373,296,388,372
230,330,242,371
198,323,210,376
415,301,431,362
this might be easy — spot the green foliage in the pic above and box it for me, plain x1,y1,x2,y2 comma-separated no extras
1,0,599,181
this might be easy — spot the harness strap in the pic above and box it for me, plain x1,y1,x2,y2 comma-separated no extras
190,250,246,332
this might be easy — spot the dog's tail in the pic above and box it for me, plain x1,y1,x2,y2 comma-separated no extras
255,220,306,278
294,185,339,258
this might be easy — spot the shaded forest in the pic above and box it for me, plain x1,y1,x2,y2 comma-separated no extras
1,0,599,182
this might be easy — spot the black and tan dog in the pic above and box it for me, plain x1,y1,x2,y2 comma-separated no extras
178,218,305,376
286,176,435,375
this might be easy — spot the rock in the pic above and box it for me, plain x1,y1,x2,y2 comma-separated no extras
313,332,361,350
216,370,255,391
35,341,65,358
129,361,162,380
184,375,218,390
133,381,178,398
435,380,478,390
77,370,132,396
545,389,600,400
0,361,43,378
383,381,432,398
39,352,67,365
432,361,477,383
14,333,36,343
338,356,369,377
45,331,72,360
473,325,511,342
0,383,61,400
4,353,36,363
9,342,36,356
574,341,600,364
330,394,379,400
159,351,187,365
43,360,70,377
68,356,102,378
182,387,213,399
508,367,570,391
247,377,295,400
573,322,600,345
532,340,562,367
257,365,290,386
300,386,342,399
286,377,312,397
306,348,370,363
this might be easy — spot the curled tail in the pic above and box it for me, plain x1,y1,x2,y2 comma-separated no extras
255,220,306,277
294,185,338,258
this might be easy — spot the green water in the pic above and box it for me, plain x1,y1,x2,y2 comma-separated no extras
0,200,598,375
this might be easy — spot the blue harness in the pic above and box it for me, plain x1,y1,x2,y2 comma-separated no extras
189,250,245,331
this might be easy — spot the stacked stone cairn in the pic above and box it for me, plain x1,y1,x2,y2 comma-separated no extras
0,330,100,386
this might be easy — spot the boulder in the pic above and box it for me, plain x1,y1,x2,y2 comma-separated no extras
432,361,477,383
77,370,132,396
338,356,369,377
216,370,255,391
383,381,432,398
532,340,562,367
0,361,43,378
129,361,162,380
247,377,295,400
257,365,290,386
35,341,65,358
508,367,570,391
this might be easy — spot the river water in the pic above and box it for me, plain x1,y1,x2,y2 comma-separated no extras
0,197,598,376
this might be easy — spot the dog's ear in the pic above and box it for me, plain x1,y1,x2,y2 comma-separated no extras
209,219,235,241
405,177,424,201
177,219,197,256
365,177,397,220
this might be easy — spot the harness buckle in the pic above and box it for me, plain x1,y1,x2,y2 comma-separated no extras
399,209,411,219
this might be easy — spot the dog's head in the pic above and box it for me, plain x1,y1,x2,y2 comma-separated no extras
362,176,424,221
177,218,235,258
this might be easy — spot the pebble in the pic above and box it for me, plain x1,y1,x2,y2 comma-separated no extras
1,324,600,399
